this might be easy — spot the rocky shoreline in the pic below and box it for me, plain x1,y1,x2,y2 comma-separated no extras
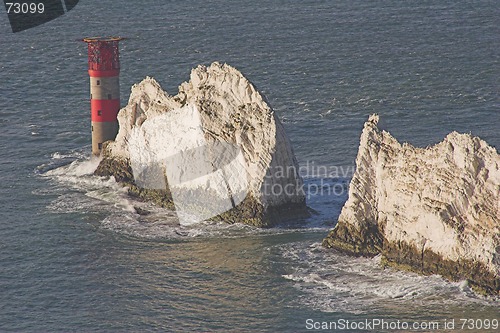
92,63,498,295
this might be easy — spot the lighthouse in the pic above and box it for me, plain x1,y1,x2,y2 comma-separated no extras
82,37,123,156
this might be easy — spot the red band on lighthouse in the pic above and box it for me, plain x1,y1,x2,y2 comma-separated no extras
91,99,121,122
88,69,120,78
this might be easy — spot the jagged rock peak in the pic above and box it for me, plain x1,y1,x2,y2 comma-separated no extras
324,114,500,295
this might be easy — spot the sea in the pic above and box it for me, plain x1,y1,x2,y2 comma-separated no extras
0,0,498,332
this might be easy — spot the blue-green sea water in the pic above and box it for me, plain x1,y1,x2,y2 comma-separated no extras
0,1,498,332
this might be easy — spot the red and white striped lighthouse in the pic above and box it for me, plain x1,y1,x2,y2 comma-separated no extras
82,37,124,156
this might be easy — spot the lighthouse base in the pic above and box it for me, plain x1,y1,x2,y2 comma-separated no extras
92,121,118,156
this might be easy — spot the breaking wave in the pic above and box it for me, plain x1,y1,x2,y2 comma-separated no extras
278,242,499,315
36,150,338,240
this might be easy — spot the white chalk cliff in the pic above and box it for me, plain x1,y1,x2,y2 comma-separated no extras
96,62,306,226
324,114,500,294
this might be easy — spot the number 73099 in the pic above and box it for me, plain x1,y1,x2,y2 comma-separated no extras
5,2,45,14
460,318,498,330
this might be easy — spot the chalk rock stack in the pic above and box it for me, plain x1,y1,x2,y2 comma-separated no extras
323,114,500,294
95,62,306,227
